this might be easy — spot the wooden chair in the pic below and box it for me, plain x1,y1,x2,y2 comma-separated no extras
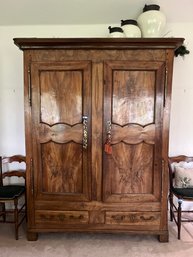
0,155,26,240
168,155,193,239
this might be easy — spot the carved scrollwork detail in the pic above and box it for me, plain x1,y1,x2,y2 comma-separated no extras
112,215,125,221
112,214,138,223
140,215,154,221
59,214,66,221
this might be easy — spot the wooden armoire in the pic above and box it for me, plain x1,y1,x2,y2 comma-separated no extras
14,38,183,242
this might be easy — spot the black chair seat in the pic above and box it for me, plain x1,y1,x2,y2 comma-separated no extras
0,185,25,199
172,187,193,198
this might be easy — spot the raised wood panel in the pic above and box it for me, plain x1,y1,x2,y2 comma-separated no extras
40,70,82,125
105,142,154,195
112,70,155,126
41,142,83,193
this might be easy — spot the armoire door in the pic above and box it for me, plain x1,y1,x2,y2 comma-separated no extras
30,61,92,202
103,61,165,204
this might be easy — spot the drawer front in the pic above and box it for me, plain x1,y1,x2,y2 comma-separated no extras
35,210,89,224
106,211,160,226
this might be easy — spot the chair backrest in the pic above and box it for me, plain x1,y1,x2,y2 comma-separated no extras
168,155,193,188
0,155,26,186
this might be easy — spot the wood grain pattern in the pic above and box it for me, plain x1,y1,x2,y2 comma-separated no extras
40,70,82,125
112,124,155,144
25,49,166,63
103,60,163,204
38,123,82,144
36,210,89,224
91,62,103,201
105,142,154,195
30,60,91,201
89,210,105,224
41,142,83,193
112,70,155,126
34,200,161,212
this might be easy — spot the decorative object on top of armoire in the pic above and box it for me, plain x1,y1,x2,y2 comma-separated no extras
120,19,141,38
108,26,125,37
137,4,166,37
14,37,184,242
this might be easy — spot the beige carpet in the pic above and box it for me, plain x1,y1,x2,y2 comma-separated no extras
0,221,193,257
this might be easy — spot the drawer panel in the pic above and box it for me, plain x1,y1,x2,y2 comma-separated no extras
35,210,89,224
106,211,160,226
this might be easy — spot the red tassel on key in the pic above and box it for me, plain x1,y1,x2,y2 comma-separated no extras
104,142,112,154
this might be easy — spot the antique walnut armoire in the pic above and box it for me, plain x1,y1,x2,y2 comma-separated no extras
14,38,183,242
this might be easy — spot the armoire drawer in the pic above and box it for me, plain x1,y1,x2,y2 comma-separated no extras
106,211,160,226
35,210,89,224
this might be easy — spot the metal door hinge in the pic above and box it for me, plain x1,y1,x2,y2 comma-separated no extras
30,158,34,194
164,66,168,107
28,64,32,106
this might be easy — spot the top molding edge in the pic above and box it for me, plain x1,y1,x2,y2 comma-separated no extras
13,37,184,50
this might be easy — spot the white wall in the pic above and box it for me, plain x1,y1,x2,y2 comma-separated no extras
168,23,193,156
0,23,193,156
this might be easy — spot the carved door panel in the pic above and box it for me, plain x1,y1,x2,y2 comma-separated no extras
103,61,165,203
31,61,91,202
